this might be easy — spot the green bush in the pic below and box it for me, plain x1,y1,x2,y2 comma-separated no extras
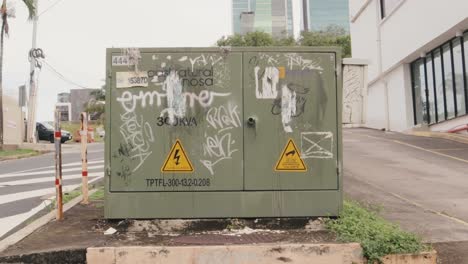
326,201,426,263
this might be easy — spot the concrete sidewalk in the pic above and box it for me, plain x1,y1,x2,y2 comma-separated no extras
344,128,468,262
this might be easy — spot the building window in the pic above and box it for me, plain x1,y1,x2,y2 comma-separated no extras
411,30,468,125
426,55,437,124
442,43,455,119
380,0,401,18
453,38,466,115
411,59,426,124
433,49,446,122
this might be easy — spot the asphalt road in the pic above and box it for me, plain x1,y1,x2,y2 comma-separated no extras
0,142,104,238
343,128,468,262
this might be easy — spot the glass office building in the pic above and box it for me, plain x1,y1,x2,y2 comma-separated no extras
232,0,293,37
302,0,350,32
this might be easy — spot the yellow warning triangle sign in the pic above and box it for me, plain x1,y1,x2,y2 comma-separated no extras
161,139,194,173
275,139,307,172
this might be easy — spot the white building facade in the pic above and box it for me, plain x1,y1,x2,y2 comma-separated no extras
349,0,468,132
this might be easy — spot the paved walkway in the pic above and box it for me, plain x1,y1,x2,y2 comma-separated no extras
344,128,468,261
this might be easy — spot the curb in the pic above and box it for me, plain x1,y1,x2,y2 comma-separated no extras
407,131,468,144
0,189,98,253
379,251,437,264
87,244,364,264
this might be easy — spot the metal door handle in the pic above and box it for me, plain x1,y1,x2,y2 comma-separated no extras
247,117,256,127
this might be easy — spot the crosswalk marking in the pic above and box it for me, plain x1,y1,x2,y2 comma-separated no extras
0,176,103,238
0,200,52,238
3,160,104,175
0,145,106,241
0,172,103,186
0,164,104,179
0,174,104,206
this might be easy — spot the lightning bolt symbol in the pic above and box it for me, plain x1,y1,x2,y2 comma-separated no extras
173,149,181,165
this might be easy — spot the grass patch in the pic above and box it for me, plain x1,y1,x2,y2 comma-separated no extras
63,189,82,204
48,189,82,209
0,149,38,157
89,187,104,200
326,200,427,263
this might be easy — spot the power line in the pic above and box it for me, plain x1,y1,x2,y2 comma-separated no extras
38,0,66,17
42,60,93,89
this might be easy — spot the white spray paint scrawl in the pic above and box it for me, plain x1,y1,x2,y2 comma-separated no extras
201,103,242,175
301,132,334,159
281,85,296,133
254,66,279,99
160,71,187,124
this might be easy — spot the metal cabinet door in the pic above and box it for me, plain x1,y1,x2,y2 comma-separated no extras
243,52,339,190
109,50,244,192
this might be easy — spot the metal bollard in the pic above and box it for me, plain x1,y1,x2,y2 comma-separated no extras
80,112,89,204
54,110,63,220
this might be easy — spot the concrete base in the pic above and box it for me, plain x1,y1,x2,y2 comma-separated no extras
87,244,364,264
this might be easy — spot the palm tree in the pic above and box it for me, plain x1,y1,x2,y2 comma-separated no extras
0,0,35,149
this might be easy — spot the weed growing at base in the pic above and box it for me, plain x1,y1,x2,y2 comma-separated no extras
326,200,427,263
89,187,104,200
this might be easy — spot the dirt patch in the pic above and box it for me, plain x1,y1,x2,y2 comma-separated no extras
0,200,337,259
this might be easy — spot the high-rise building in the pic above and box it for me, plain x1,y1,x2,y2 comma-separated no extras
302,0,350,32
240,11,255,34
232,0,293,38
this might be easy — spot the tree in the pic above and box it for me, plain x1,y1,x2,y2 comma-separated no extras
216,25,351,58
84,85,105,123
0,0,35,149
298,25,351,58
217,31,295,47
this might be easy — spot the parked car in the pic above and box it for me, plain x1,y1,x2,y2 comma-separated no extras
36,122,72,143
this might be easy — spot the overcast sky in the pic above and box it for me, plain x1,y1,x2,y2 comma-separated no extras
4,0,301,121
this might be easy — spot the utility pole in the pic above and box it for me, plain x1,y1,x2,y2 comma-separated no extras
26,0,39,143
302,0,309,32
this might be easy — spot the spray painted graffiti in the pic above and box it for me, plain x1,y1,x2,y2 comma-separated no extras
116,89,231,114
118,110,155,173
201,103,241,175
343,65,364,124
300,132,333,159
200,133,238,175
284,53,323,71
205,104,241,133
271,83,309,118
188,54,224,72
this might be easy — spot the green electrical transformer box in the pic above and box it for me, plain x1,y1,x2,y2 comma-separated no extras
104,47,342,219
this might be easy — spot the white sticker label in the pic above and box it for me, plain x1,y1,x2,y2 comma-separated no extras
112,56,131,66
116,71,149,88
